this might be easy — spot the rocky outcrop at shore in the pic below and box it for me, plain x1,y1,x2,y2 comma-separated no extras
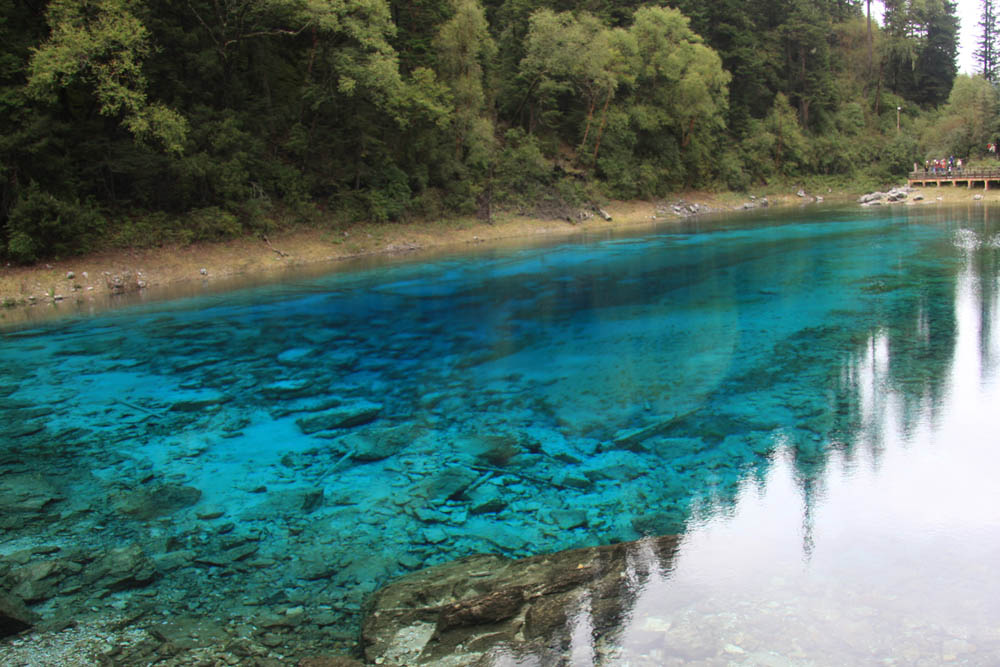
362,535,679,666
859,186,916,205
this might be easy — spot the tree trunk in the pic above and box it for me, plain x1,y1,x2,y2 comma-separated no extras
681,117,695,148
799,49,809,129
866,0,873,74
776,116,783,172
874,58,883,118
579,97,596,158
591,91,613,163
514,77,540,132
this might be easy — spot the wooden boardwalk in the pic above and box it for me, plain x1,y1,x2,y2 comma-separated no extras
908,168,1000,189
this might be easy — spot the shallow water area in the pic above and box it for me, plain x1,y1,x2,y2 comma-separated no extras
2,205,1000,664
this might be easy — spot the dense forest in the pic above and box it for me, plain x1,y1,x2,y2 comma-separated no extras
0,0,996,262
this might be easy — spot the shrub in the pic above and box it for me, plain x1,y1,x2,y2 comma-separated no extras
184,207,242,242
493,129,553,208
4,186,104,263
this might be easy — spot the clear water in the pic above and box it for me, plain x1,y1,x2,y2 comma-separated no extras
2,205,1000,663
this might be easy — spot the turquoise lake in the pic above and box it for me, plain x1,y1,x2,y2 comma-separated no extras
2,204,1000,663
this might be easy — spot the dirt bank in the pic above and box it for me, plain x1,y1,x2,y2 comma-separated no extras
0,185,982,327
0,195,741,319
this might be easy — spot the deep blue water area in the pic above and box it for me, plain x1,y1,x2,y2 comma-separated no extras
3,204,1000,662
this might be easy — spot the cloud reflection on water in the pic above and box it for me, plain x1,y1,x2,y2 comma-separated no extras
595,211,1000,664
495,209,1000,664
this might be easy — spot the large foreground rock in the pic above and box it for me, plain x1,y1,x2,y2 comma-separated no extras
362,535,679,666
1,543,158,607
0,590,39,637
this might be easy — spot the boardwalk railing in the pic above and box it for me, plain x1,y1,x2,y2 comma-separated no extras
908,168,1000,188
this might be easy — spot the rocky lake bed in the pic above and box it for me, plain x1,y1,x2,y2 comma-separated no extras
4,200,1000,665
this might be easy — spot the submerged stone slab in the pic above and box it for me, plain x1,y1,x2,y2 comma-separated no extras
0,474,64,529
3,558,81,602
608,415,681,452
362,534,679,666
85,544,159,592
260,379,315,400
169,396,230,412
341,423,420,462
296,401,382,434
115,484,202,520
412,467,479,505
276,347,315,365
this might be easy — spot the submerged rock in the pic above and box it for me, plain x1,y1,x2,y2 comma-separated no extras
194,543,259,568
2,543,158,605
0,590,39,637
0,474,64,529
607,412,689,452
115,483,202,520
276,347,315,365
241,486,325,520
362,535,680,666
296,400,382,434
467,486,507,516
412,467,479,505
631,510,684,537
547,509,588,530
169,396,230,412
86,544,158,592
260,379,315,400
340,424,418,462
3,558,81,602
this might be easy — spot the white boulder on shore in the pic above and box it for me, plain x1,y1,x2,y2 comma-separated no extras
859,186,912,206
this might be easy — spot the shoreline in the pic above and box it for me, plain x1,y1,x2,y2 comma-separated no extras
0,195,753,327
1,185,994,328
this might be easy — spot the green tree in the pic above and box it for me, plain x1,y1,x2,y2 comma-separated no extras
976,0,999,81
518,9,620,143
923,74,999,158
778,0,835,130
673,0,776,134
913,0,958,106
597,6,729,194
27,0,188,153
881,0,959,106
740,92,809,180
434,0,495,162
426,0,497,210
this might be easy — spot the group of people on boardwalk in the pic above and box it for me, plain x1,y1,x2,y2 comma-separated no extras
924,157,961,175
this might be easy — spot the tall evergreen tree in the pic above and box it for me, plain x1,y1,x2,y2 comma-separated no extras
913,0,959,106
880,0,958,106
672,0,775,136
777,0,836,130
975,0,999,81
